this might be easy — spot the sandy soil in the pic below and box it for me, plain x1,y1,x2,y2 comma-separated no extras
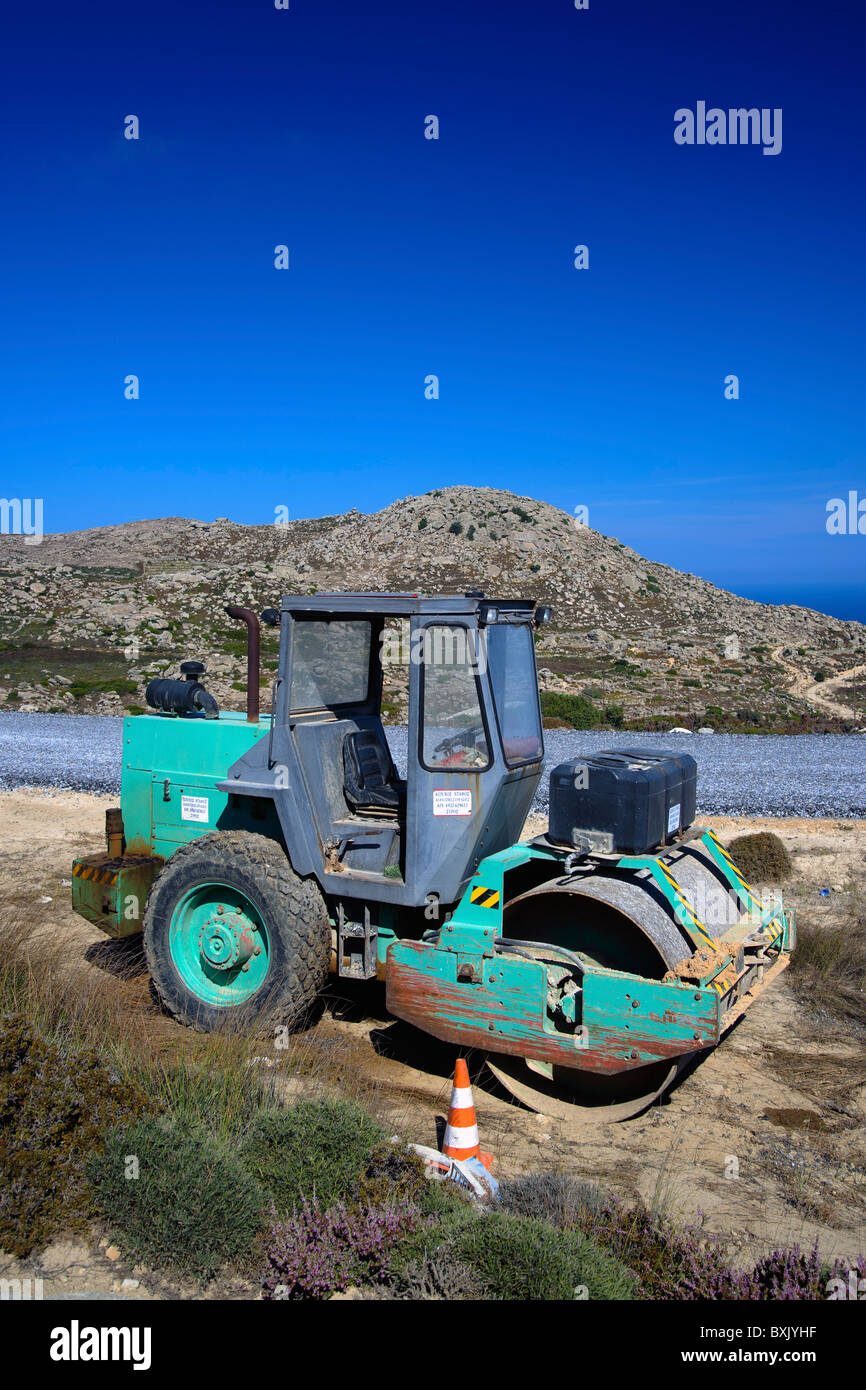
2,790,865,1297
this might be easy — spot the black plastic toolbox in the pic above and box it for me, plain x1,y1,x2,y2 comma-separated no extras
592,751,683,844
548,752,668,854
619,748,697,835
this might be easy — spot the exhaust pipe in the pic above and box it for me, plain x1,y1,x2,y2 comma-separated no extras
226,605,260,723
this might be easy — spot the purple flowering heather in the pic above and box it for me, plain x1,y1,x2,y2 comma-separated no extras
262,1194,426,1301
500,1177,866,1301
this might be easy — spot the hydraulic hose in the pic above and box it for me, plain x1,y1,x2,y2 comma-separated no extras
494,935,586,976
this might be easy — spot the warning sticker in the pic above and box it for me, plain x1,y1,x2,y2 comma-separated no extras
181,794,209,823
667,803,681,834
433,789,472,817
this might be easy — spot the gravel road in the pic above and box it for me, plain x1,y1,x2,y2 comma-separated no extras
0,713,864,818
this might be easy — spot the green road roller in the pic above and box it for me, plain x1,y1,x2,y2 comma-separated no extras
71,592,794,1120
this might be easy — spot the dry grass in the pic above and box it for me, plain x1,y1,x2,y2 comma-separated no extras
789,897,866,1032
763,1044,866,1121
0,909,423,1142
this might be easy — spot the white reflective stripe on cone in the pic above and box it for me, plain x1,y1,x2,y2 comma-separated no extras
449,1086,474,1108
444,1124,478,1147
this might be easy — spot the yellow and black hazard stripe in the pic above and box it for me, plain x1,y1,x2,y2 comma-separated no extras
658,862,716,948
658,861,731,993
704,831,758,901
72,861,118,887
470,885,501,910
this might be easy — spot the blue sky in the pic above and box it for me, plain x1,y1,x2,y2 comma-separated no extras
1,0,864,617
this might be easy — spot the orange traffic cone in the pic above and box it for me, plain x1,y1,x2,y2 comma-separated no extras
442,1058,493,1171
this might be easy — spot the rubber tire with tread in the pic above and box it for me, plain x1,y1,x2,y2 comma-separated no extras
143,829,331,1032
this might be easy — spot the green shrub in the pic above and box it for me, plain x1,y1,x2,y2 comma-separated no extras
359,1140,454,1215
69,677,137,700
0,1015,153,1256
393,1251,490,1300
454,1211,636,1300
498,1175,866,1300
498,1181,727,1299
89,1117,267,1280
241,1098,385,1214
449,521,463,535
540,690,602,729
371,1178,475,1285
499,1172,604,1229
726,831,793,883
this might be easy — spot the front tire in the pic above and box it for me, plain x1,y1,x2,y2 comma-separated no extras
143,830,330,1032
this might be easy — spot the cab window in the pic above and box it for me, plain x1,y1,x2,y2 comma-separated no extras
290,620,372,711
421,626,490,770
486,622,543,765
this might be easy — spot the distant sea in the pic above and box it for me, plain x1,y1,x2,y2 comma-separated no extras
734,583,865,623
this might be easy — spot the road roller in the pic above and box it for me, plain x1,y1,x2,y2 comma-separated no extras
71,591,794,1121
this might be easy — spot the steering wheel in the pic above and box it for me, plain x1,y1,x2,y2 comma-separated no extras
432,724,487,760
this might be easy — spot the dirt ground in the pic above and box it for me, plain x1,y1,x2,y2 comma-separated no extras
1,789,865,1298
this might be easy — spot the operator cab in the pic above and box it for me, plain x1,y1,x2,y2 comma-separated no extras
223,593,549,910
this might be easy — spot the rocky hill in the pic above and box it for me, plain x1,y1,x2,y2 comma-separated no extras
1,486,864,731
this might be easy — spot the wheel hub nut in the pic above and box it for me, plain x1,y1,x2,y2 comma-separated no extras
199,909,257,972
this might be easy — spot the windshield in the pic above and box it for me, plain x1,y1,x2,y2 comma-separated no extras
290,620,372,710
485,622,544,765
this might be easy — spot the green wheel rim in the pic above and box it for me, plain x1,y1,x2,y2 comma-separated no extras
168,880,271,1007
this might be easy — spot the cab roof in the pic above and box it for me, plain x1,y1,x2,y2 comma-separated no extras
279,593,537,618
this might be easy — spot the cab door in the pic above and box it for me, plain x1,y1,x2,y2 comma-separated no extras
404,618,537,907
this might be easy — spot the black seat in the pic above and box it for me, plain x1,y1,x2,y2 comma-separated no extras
343,730,404,816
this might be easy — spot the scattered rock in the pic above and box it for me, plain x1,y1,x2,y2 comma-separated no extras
0,485,862,732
